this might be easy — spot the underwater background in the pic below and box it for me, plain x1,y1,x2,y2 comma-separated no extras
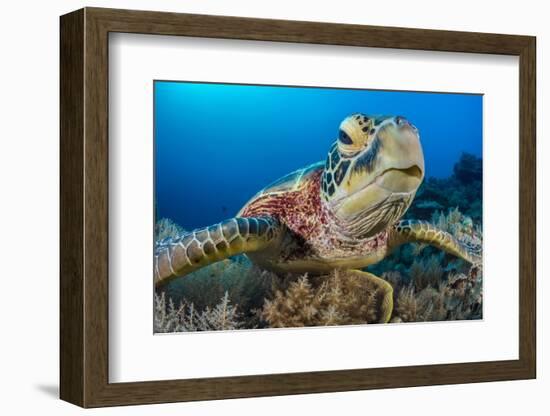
153,81,483,331
155,81,482,230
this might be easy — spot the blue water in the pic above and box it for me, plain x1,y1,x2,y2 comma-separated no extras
155,81,482,230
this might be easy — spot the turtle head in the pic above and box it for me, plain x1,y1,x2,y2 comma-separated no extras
321,113,425,238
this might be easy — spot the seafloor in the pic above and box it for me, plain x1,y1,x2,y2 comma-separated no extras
154,153,483,332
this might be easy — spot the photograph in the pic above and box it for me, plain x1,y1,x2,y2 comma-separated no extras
153,81,484,332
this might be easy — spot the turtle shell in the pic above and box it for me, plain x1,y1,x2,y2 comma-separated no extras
237,161,324,216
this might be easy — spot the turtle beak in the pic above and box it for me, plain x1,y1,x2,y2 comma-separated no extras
377,122,425,179
375,165,423,193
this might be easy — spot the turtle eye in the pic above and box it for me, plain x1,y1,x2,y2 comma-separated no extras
338,129,353,145
337,114,371,156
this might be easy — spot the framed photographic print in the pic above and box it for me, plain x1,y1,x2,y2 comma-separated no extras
60,7,536,407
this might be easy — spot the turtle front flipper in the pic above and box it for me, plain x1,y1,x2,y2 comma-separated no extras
155,216,282,288
388,219,482,265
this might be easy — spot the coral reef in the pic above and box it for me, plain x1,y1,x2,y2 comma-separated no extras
155,259,482,332
154,153,483,332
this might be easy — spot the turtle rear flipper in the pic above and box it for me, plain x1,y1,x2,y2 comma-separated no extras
155,216,282,287
350,270,394,323
389,219,482,265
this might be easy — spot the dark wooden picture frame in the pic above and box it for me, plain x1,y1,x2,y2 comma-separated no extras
60,7,536,408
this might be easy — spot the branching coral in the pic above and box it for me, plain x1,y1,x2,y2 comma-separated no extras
393,283,447,322
162,258,278,328
154,291,244,332
155,217,186,241
393,265,482,322
394,285,422,322
154,291,185,333
262,270,380,327
409,254,444,291
442,267,483,320
432,207,462,234
431,207,482,246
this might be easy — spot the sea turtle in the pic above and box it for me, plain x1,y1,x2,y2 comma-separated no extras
154,113,481,323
